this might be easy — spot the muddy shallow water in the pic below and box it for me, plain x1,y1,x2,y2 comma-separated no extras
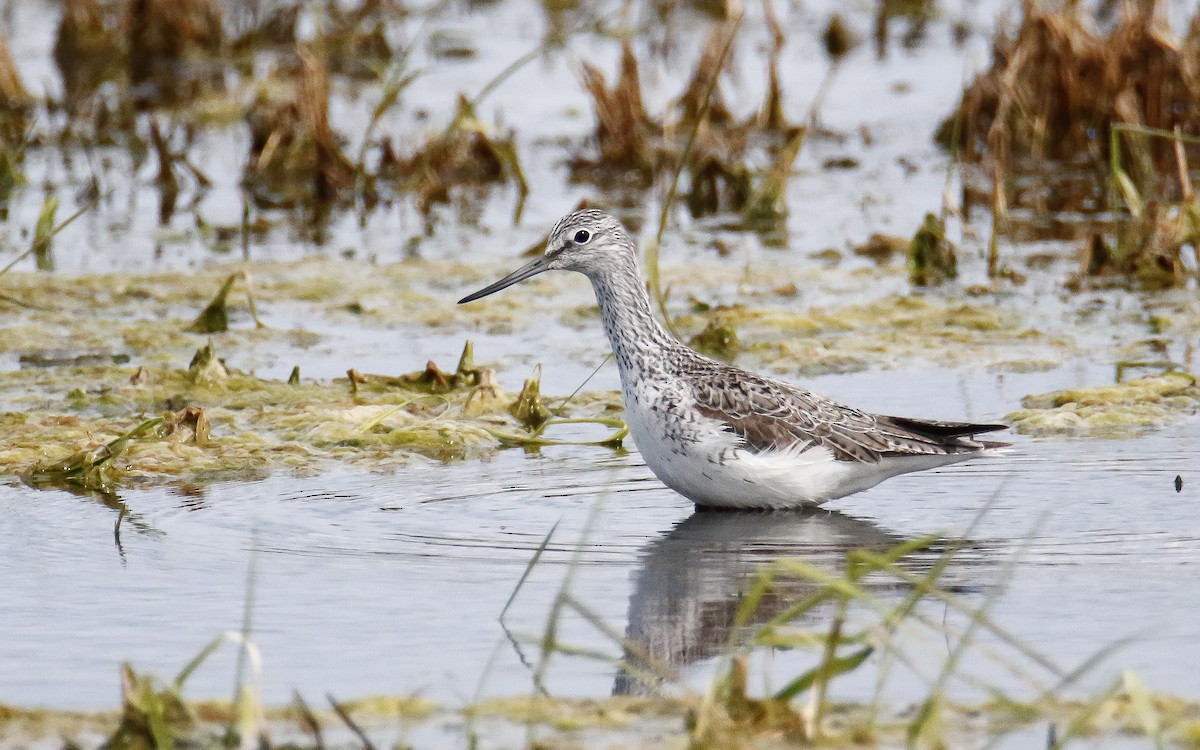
1,0,1199,722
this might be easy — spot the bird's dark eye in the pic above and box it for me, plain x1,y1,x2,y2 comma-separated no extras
573,229,591,244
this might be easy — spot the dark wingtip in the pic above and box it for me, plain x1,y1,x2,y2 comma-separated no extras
972,423,1010,435
883,415,1009,439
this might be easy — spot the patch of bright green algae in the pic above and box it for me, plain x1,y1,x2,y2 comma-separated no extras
1007,372,1200,437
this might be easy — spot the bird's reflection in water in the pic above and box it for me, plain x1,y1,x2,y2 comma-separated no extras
615,508,982,696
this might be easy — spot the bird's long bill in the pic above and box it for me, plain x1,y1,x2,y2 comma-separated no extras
457,253,555,304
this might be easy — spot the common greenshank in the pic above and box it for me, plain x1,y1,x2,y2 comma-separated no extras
459,210,1007,509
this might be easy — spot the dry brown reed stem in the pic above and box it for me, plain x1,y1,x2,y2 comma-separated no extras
756,0,787,132
0,37,29,107
0,37,25,103
678,21,739,126
297,48,353,203
1174,126,1194,202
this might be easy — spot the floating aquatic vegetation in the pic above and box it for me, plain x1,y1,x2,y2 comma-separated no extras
21,417,163,494
1007,371,1200,437
349,341,482,395
672,293,1043,376
380,95,528,216
3,336,628,487
244,48,356,208
161,405,211,444
5,685,1198,750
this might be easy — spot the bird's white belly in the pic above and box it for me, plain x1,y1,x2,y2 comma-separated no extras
622,389,973,509
621,394,827,508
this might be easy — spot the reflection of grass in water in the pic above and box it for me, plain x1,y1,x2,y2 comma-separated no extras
500,496,1196,748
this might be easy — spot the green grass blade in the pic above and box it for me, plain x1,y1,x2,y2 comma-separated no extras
500,520,559,620
774,646,873,702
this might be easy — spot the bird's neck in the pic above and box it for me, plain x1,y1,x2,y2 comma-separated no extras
586,260,680,384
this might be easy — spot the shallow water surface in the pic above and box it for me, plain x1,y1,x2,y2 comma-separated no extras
2,367,1197,709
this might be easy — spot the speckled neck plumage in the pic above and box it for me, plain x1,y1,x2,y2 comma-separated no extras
583,250,682,388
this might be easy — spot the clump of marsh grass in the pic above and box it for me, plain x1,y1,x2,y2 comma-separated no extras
125,0,225,106
570,18,805,228
1073,124,1200,289
908,212,958,285
54,0,123,105
312,0,396,79
940,0,1200,170
940,0,1200,286
378,95,528,217
229,0,300,55
244,48,356,208
22,416,164,494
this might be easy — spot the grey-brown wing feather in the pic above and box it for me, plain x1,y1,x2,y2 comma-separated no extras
689,364,1007,463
